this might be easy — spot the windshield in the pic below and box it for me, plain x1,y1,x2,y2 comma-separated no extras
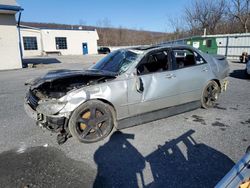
90,50,141,74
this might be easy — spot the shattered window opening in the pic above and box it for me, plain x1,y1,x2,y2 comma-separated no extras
90,50,140,74
137,51,169,75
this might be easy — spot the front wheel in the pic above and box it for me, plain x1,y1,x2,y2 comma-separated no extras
201,81,220,109
69,100,114,143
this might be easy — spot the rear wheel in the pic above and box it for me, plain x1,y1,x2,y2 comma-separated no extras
201,81,220,109
69,100,114,143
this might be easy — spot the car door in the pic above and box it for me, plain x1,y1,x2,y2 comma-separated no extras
171,48,211,104
127,49,181,116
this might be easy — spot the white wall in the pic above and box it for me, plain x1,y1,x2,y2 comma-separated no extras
216,36,250,59
20,28,42,57
20,28,99,57
41,29,99,55
0,14,22,70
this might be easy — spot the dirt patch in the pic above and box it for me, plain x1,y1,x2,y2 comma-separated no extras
212,121,229,128
191,115,207,125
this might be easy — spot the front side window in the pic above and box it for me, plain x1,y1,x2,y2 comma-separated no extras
23,37,38,50
55,37,67,49
137,51,169,75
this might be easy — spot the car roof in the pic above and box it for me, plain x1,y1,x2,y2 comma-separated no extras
130,44,196,53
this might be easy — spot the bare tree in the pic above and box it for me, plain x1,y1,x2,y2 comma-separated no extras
96,18,112,46
166,15,188,40
228,0,250,33
185,0,226,35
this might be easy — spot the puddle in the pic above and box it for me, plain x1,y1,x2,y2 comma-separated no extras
212,121,229,128
191,115,206,125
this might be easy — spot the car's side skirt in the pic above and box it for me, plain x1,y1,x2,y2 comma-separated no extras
117,100,201,130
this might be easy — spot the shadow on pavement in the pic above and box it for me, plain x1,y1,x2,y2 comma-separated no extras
93,131,145,188
22,58,61,68
0,130,235,188
0,146,95,188
230,69,250,80
94,130,235,188
146,130,234,187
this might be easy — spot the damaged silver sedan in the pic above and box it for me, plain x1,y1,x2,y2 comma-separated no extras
24,45,230,144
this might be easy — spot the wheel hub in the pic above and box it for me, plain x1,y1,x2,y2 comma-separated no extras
88,119,96,127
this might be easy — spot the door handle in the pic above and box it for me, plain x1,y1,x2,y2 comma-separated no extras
165,74,176,79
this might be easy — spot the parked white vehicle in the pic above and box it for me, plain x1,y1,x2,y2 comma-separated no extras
215,146,250,188
246,59,250,77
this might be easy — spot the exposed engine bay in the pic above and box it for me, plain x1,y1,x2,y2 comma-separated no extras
26,69,117,100
33,75,115,99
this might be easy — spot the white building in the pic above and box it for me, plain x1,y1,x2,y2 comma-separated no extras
0,0,22,70
20,26,99,57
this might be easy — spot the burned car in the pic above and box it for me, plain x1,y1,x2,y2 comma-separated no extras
24,45,229,144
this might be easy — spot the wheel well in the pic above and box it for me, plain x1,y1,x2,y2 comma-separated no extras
212,79,221,90
96,98,118,126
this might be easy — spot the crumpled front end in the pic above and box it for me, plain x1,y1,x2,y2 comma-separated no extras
24,89,72,133
24,69,117,134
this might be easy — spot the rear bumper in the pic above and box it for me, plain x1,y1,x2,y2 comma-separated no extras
220,79,229,92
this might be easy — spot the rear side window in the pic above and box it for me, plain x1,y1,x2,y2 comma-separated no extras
173,49,206,69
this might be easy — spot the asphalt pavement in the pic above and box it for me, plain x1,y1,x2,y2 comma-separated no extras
0,56,249,188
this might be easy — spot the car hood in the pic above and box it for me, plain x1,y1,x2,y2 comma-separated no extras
25,69,117,86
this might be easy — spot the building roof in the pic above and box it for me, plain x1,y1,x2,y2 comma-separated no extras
0,0,23,14
20,22,96,31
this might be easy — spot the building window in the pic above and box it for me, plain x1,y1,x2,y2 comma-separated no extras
23,37,38,50
206,39,212,48
55,37,67,49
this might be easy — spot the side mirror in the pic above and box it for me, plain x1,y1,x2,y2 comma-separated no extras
136,76,144,93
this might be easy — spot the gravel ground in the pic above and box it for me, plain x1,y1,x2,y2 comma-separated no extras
0,55,249,188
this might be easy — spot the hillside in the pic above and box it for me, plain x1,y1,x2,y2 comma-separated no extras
20,22,182,46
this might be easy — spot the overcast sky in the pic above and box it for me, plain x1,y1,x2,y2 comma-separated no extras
17,0,191,32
